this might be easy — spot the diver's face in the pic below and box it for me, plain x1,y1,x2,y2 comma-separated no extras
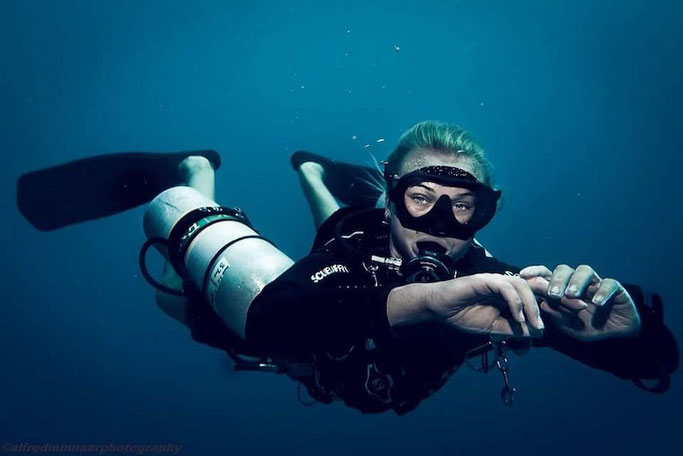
386,150,480,261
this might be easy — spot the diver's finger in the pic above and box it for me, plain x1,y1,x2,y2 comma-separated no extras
565,264,601,299
529,276,588,311
591,278,621,307
490,316,536,338
525,276,551,295
548,264,575,299
558,296,589,311
495,280,525,324
539,300,564,320
526,276,586,311
519,265,553,280
508,276,544,331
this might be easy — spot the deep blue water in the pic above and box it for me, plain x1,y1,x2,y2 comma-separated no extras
1,0,681,455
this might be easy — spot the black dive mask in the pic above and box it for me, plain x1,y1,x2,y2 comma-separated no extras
386,165,501,239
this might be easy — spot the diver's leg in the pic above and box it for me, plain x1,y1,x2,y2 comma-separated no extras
296,162,341,229
179,155,215,200
291,151,385,228
155,156,215,324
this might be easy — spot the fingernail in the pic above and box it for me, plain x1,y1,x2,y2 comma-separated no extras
593,295,604,306
567,285,578,296
550,285,561,297
519,312,526,322
538,319,545,330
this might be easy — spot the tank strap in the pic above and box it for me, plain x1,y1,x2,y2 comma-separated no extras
167,206,253,278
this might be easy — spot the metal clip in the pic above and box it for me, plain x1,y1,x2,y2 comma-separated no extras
362,261,380,287
464,340,516,406
495,341,515,406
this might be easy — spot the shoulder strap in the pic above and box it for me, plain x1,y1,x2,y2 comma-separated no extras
310,207,382,252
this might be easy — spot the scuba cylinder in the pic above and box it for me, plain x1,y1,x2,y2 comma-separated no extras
140,186,294,339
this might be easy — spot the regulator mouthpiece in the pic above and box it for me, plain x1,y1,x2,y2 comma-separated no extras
400,241,456,283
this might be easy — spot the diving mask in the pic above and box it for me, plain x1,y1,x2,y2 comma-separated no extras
386,165,501,239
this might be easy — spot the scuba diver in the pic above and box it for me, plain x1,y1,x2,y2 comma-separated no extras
17,121,678,415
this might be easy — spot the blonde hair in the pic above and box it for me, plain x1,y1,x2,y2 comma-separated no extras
384,120,495,187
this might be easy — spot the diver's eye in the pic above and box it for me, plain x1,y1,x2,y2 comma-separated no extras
410,194,430,205
453,202,474,212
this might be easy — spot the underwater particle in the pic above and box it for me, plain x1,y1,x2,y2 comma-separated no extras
344,52,349,57
352,135,357,140
394,44,400,52
376,138,385,143
347,29,351,34
364,144,371,149
381,85,386,89
300,85,305,89
480,102,485,106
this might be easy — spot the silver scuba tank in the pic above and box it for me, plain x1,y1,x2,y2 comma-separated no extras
142,186,294,339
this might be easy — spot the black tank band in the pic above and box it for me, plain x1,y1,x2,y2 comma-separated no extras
167,206,254,279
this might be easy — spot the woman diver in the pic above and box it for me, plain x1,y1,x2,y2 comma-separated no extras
17,120,678,415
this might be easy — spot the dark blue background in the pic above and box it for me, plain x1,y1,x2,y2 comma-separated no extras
1,0,681,454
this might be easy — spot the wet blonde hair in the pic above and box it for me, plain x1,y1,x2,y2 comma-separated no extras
384,120,495,186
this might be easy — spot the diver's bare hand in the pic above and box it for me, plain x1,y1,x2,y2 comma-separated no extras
428,273,545,338
520,264,641,341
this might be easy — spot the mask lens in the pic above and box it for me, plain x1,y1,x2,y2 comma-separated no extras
389,166,501,239
403,183,476,224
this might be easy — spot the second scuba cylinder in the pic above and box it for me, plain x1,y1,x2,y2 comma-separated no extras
143,186,294,339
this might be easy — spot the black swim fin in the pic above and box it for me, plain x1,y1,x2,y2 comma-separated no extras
17,150,221,231
290,150,384,208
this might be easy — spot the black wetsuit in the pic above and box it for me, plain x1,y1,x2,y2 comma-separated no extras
188,207,679,415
